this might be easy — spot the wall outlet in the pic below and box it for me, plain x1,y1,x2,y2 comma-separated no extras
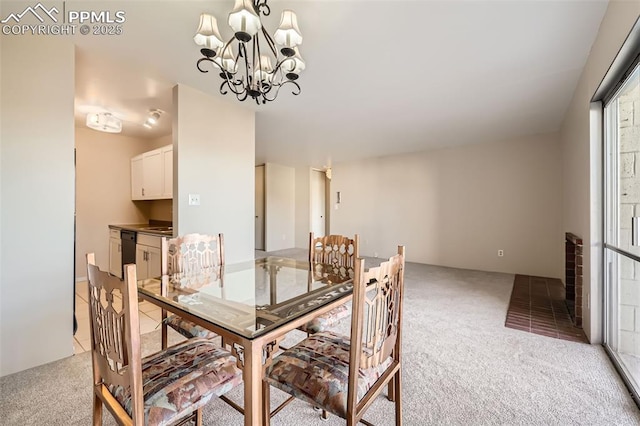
498,249,504,257
188,194,200,206
374,252,378,258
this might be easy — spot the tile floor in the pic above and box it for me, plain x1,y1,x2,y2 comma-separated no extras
505,274,588,343
73,280,163,354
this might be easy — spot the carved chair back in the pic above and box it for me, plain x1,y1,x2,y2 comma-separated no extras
86,254,145,425
347,246,405,416
309,233,359,282
161,233,224,289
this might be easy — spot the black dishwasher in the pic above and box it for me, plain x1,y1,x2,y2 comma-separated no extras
120,230,137,276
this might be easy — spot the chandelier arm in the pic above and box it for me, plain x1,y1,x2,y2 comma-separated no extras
255,0,271,17
272,56,295,75
196,57,217,73
220,37,237,70
220,75,246,96
220,80,230,95
260,26,278,57
263,80,301,102
258,77,274,96
241,42,252,91
236,89,250,102
255,34,273,94
255,34,261,78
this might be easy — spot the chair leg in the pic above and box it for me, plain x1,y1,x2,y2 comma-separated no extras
92,393,102,426
195,408,203,426
347,414,356,426
387,377,396,402
263,381,271,425
394,370,402,425
321,409,329,420
161,309,168,349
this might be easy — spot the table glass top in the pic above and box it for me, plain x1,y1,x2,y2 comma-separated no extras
138,256,354,339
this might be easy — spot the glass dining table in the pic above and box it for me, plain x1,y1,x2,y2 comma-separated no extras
137,256,354,426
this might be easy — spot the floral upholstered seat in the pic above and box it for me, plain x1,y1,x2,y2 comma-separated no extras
301,233,359,334
86,255,242,425
264,247,405,425
110,338,242,425
265,331,391,418
297,304,351,334
164,314,218,340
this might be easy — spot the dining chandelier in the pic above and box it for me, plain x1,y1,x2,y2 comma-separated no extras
194,0,305,105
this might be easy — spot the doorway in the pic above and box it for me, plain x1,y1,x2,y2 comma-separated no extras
310,169,327,236
603,60,640,400
255,165,265,250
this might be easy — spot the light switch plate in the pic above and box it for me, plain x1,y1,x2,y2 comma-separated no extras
188,193,200,206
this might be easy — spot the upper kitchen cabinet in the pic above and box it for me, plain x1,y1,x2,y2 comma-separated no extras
162,145,173,199
131,145,173,200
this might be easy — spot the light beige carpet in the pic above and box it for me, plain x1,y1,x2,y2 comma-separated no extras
1,257,639,425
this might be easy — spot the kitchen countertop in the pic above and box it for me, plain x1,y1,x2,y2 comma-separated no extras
109,222,173,237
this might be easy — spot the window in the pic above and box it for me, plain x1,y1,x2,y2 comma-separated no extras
603,60,640,400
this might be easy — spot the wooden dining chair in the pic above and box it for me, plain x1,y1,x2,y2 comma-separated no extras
86,253,243,426
300,232,359,334
160,233,224,349
264,246,405,425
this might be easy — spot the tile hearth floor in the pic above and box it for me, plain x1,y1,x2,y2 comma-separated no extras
505,274,588,343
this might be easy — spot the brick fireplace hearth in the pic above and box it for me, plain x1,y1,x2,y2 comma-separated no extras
565,232,583,328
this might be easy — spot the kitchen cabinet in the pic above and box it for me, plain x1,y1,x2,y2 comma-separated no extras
108,229,122,278
131,156,144,200
136,234,162,280
162,145,173,198
131,145,172,200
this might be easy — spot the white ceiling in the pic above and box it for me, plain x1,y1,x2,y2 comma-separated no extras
72,0,609,168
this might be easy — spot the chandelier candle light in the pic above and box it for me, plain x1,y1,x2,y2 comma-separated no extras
194,0,305,104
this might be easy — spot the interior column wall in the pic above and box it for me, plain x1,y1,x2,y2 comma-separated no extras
264,163,295,251
0,36,75,376
173,84,255,263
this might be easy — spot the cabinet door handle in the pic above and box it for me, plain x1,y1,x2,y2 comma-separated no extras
142,188,145,196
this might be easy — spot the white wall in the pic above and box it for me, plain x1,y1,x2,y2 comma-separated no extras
265,163,296,251
173,84,254,263
75,128,159,278
0,37,75,376
560,2,640,343
332,133,563,278
295,167,312,248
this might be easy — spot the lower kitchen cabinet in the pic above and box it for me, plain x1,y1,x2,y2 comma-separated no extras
108,230,122,279
136,234,162,280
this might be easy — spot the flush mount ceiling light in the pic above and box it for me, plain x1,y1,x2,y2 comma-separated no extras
194,0,305,105
143,109,163,129
86,112,122,133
